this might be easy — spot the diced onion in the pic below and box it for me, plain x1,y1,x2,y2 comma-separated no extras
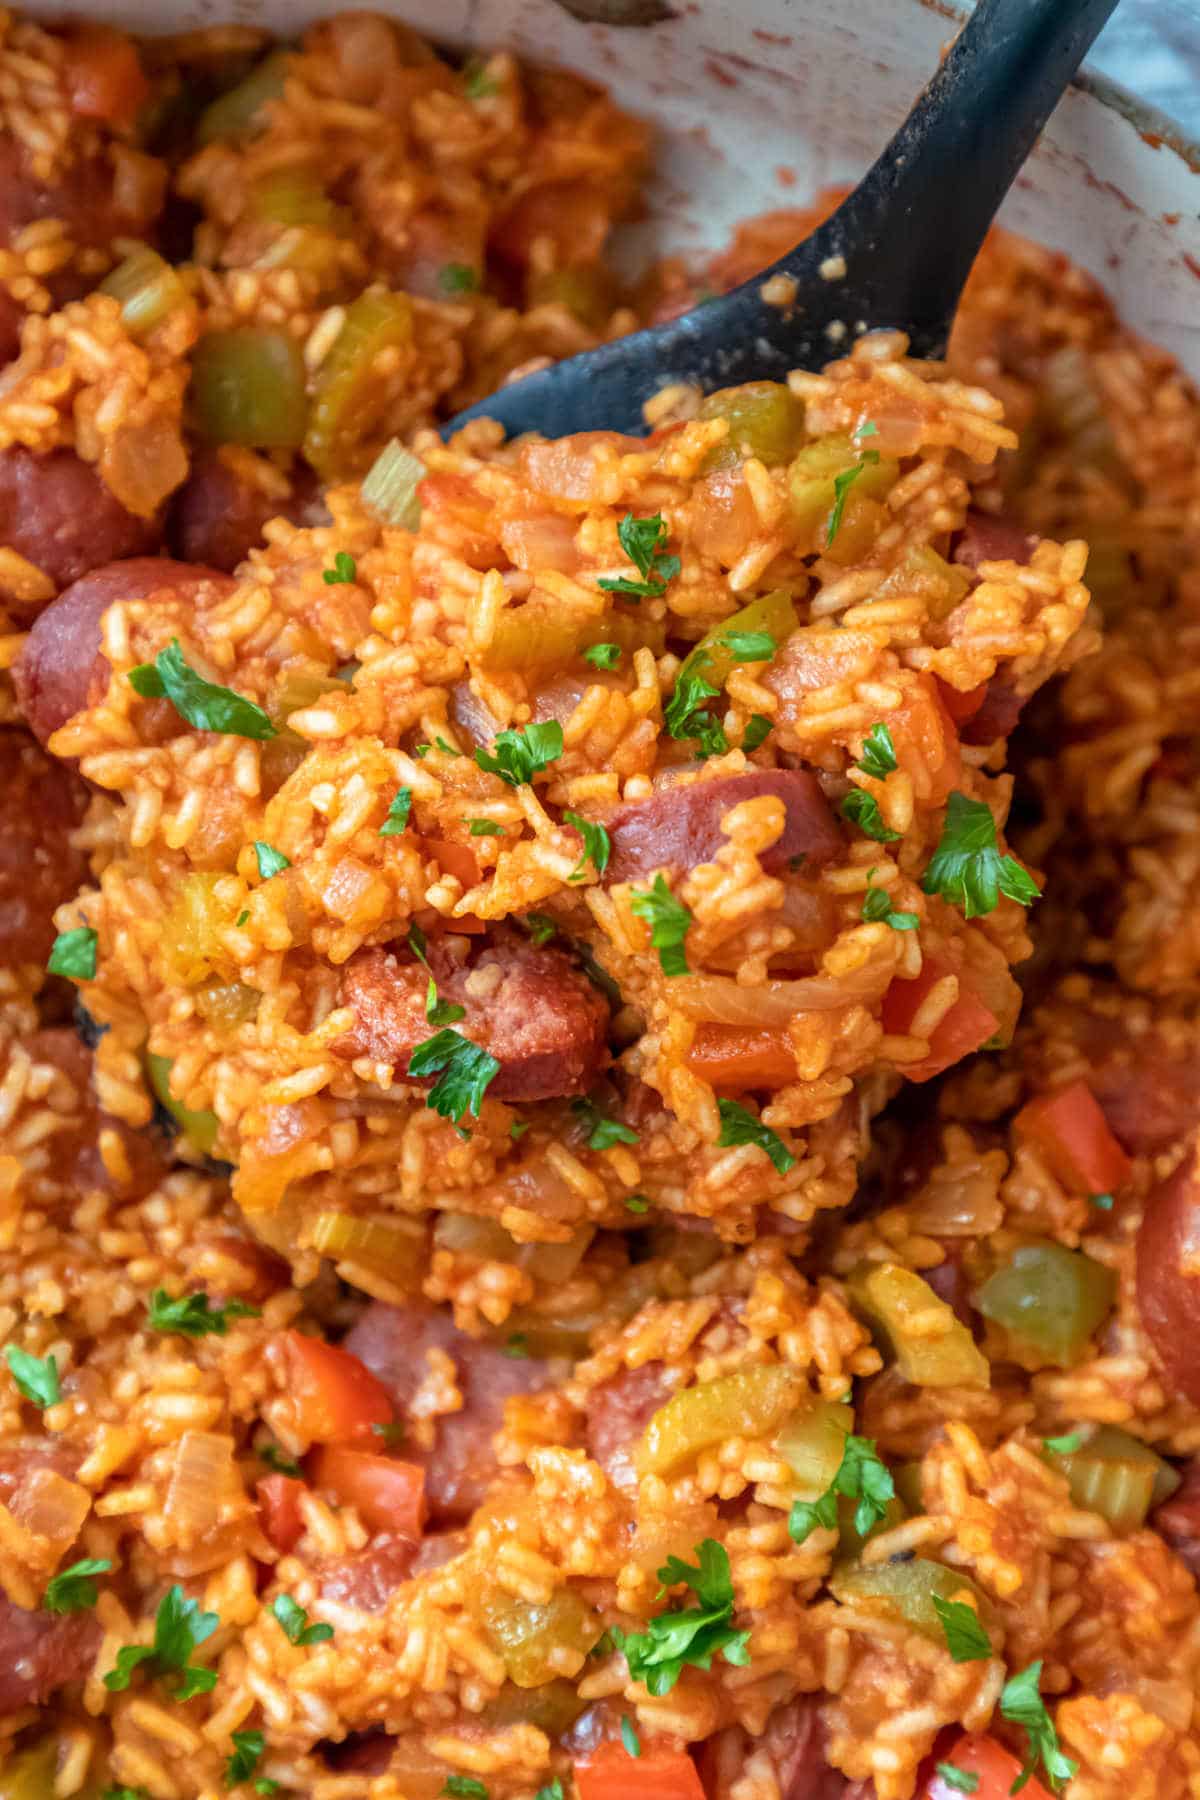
99,243,188,338
163,1430,241,1537
669,963,891,1025
361,438,425,529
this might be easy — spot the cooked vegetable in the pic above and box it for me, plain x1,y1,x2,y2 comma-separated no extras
147,1053,221,1155
481,1677,586,1738
309,1212,426,1286
776,1397,854,1498
281,1330,395,1443
251,166,343,230
830,1557,990,1650
1014,1081,1131,1198
47,926,97,980
305,293,415,481
999,1661,1077,1792
311,1445,426,1537
924,1736,1052,1800
922,791,1040,919
575,1746,705,1800
637,1364,802,1478
475,1583,601,1686
99,243,188,338
1043,1423,1179,1532
698,381,805,470
674,589,797,698
197,49,290,143
191,328,308,450
257,1472,305,1553
788,432,899,557
977,1239,1116,1366
847,1262,989,1389
612,1538,748,1695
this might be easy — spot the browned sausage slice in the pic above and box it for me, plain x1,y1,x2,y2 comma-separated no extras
342,1304,552,1526
0,730,89,964
951,510,1037,571
169,451,328,574
1136,1146,1200,1407
316,1534,419,1612
605,769,842,885
19,1029,172,1205
0,448,161,617
1152,1458,1200,1578
14,557,234,745
0,1592,99,1712
0,137,162,256
582,1362,672,1497
334,934,609,1103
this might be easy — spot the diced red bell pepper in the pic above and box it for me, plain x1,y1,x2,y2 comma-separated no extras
281,1330,395,1444
256,1473,305,1554
311,1445,426,1538
882,957,998,1083
924,1734,1051,1800
685,1025,798,1089
1015,1079,1132,1197
62,27,149,124
576,1744,705,1800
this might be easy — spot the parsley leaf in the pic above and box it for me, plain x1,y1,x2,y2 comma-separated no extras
629,874,692,976
840,788,900,842
931,1594,992,1662
434,735,461,758
862,875,919,931
999,1661,1077,1793
322,551,357,586
255,1785,279,1797
236,910,250,927
583,643,621,670
271,1594,333,1647
147,1290,260,1338
128,641,276,740
922,791,1041,919
742,713,773,751
441,1781,487,1799
467,818,504,837
259,1444,301,1476
663,655,728,758
598,512,680,599
1091,1192,1114,1211
104,1583,220,1700
5,1345,60,1409
789,1432,894,1544
716,1097,795,1174
48,926,97,980
857,722,898,778
509,1119,531,1142
504,1333,529,1358
425,980,466,1027
625,1194,650,1213
571,1096,638,1150
379,787,412,836
104,1789,150,1800
463,58,498,98
620,1717,641,1757
535,1783,564,1800
439,263,479,295
614,1538,749,1696
935,1765,979,1794
720,629,776,662
563,810,612,881
44,1556,112,1614
826,450,880,547
475,721,563,787
372,1420,406,1446
1043,1431,1083,1455
253,841,290,879
408,1029,501,1126
226,1729,265,1786
522,912,556,946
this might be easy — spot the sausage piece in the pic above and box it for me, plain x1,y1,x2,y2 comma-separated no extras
0,1591,99,1712
334,934,609,1103
14,556,234,745
317,1534,419,1612
342,1303,552,1526
1152,1458,1200,1578
0,448,161,618
0,136,161,258
605,769,842,885
0,730,89,965
168,451,328,574
20,1029,172,1204
1135,1147,1200,1407
582,1362,672,1497
951,510,1037,571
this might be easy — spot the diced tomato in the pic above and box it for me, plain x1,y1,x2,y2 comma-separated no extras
281,1330,396,1444
417,837,481,891
685,1026,798,1089
882,957,998,1084
888,676,964,805
576,1744,705,1800
934,677,987,727
62,27,149,125
311,1445,426,1538
924,1734,1051,1800
256,1473,306,1554
1015,1079,1132,1197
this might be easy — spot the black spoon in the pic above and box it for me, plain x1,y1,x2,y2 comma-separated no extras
444,0,1119,440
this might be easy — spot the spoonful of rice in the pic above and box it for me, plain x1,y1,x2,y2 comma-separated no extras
444,0,1119,439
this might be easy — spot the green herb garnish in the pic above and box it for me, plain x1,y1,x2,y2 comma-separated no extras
475,721,563,787
840,788,900,842
44,1556,112,1614
598,512,680,599
271,1594,333,1648
571,1096,638,1151
931,1594,992,1662
788,1432,894,1544
861,874,919,931
253,842,289,879
857,722,897,778
716,1098,795,1175
742,713,773,751
322,552,357,585
5,1345,60,1409
612,1538,749,1696
48,926,97,980
563,810,612,881
935,1766,979,1794
147,1290,260,1338
826,450,880,546
380,787,412,836
583,643,621,670
128,641,276,740
408,1029,501,1126
226,1729,265,1786
999,1661,1077,1793
922,791,1041,919
439,263,479,295
467,819,504,837
629,874,692,976
104,1584,219,1699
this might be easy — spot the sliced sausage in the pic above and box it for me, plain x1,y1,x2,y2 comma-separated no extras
342,1303,552,1526
333,934,609,1103
959,676,1027,747
0,136,161,257
582,1362,672,1497
14,556,234,745
1088,1043,1200,1158
0,728,89,965
697,1696,858,1800
0,1592,99,1713
168,451,328,574
19,1028,172,1203
1135,1148,1200,1407
0,448,161,618
1152,1458,1200,1578
951,511,1037,571
605,769,842,885
317,1534,419,1612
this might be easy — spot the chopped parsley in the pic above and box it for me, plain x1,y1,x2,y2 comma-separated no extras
147,1290,260,1338
104,1584,219,1699
379,787,412,836
840,787,900,842
857,722,898,778
1091,1192,1114,1211
742,713,773,751
922,791,1041,919
535,1783,564,1800
259,1444,302,1477
255,1785,278,1797
44,1556,112,1614
620,1718,642,1758
5,1345,60,1409
434,735,462,758
414,743,431,758
322,551,357,586
407,928,465,1027
439,263,479,295
563,810,611,881
408,1028,501,1126
931,1594,992,1662
788,1432,894,1545
629,874,692,976
103,1789,149,1800
935,1766,979,1795
583,643,621,670
226,1729,265,1786
612,1538,749,1696
47,926,97,980
467,818,504,837
720,629,776,662
441,1781,487,1799
372,1419,406,1445
509,1119,531,1142
663,656,728,758
475,721,563,787
861,874,919,931
571,1096,638,1150
271,1594,333,1647
625,1195,650,1214
253,841,290,880
522,912,556,946
128,641,276,740
598,512,680,599
1043,1431,1084,1455
462,58,498,98
826,449,880,546
236,911,250,927
716,1097,795,1175
504,1334,529,1359
999,1660,1077,1793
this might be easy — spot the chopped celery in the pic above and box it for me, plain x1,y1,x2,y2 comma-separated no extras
161,872,235,986
637,1363,803,1478
194,980,259,1030
698,380,806,471
480,1676,587,1734
304,292,414,482
1044,1424,1180,1532
503,1263,671,1360
977,1239,1116,1367
310,1212,426,1288
190,327,308,449
847,1262,989,1390
361,440,425,530
0,1740,57,1800
676,588,798,691
892,1460,926,1515
252,168,344,230
197,48,290,143
835,1489,907,1561
830,1555,990,1646
870,543,971,620
787,433,898,554
776,1398,853,1498
146,1052,219,1155
99,243,188,338
474,1584,601,1686
481,597,595,674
